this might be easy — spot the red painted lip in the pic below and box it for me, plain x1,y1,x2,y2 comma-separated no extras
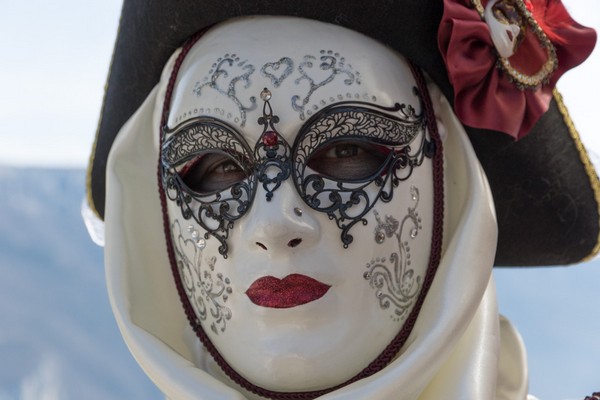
246,274,331,309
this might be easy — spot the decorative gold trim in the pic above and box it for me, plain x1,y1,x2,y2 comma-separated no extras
554,89,600,262
471,0,558,89
85,100,105,220
471,0,485,16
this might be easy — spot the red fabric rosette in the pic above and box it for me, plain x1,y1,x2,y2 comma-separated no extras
438,0,596,139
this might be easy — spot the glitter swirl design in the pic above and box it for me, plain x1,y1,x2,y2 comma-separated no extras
191,50,361,125
364,186,423,322
292,50,361,120
193,53,258,126
171,220,233,334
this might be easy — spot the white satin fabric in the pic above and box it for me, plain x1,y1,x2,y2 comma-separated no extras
103,39,530,399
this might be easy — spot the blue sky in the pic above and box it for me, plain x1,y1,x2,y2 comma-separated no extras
0,1,121,167
0,1,599,399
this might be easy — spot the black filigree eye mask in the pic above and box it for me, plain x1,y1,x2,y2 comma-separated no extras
161,118,257,258
161,88,434,258
293,90,434,248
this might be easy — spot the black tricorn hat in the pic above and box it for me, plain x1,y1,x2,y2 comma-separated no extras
86,0,600,266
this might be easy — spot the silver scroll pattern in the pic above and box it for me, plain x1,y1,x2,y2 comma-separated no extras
171,220,233,334
291,50,361,120
192,50,361,124
193,54,258,127
364,186,423,322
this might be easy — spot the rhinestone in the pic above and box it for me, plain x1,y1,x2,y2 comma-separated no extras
262,131,278,146
196,239,206,249
375,231,385,244
294,207,303,217
260,88,272,101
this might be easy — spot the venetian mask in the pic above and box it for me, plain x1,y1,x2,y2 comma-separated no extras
159,16,443,395
484,0,527,58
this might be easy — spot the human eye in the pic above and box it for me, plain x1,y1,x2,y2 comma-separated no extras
180,153,251,194
307,139,390,181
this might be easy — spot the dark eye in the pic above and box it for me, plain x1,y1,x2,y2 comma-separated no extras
307,140,390,181
180,153,250,194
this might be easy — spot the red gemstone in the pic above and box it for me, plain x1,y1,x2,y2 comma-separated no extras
262,131,278,146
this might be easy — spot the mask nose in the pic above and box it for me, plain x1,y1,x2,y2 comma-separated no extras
242,180,320,256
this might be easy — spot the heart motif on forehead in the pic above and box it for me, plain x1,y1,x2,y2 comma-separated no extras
261,57,294,87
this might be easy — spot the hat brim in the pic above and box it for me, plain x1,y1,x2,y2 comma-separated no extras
87,0,600,266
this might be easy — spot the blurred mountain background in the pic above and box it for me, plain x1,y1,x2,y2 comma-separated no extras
0,166,161,399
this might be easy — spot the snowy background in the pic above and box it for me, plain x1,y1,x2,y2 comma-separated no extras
0,1,598,399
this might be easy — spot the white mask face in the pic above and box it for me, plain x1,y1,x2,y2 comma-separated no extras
160,16,440,393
